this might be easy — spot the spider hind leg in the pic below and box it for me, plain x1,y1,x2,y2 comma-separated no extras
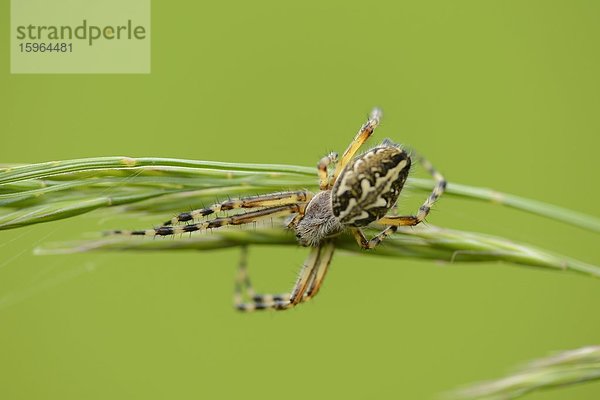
234,241,336,312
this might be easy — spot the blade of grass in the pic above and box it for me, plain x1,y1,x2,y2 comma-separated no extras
1,157,599,233
451,346,600,400
0,156,315,185
35,225,600,279
414,179,600,235
0,192,168,230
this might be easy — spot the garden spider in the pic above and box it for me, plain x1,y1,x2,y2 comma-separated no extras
110,109,446,311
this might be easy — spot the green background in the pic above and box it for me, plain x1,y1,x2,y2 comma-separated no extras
1,1,599,399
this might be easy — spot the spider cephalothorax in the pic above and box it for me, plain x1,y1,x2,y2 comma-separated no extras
294,191,343,247
110,109,446,312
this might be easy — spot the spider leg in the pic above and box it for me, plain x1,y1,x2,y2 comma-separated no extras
108,204,302,237
351,153,446,249
235,246,255,299
302,240,335,302
317,152,338,190
387,153,446,225
163,191,312,226
332,108,382,185
350,226,400,249
234,245,318,312
234,246,291,311
285,240,335,307
285,202,309,229
234,241,336,312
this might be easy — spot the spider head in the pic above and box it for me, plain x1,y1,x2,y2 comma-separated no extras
294,191,344,247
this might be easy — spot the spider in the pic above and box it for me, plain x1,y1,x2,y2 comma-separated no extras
110,109,446,312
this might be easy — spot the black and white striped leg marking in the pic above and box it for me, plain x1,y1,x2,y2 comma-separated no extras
234,246,291,311
235,241,336,312
109,204,302,237
162,191,311,226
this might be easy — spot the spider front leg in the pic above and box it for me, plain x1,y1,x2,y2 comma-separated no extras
234,241,336,312
332,108,382,184
352,154,447,250
108,204,303,237
163,191,311,226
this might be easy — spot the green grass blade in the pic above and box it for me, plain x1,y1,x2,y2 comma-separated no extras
452,346,600,399
0,156,315,185
1,157,599,234
35,225,600,279
0,192,167,230
443,181,600,234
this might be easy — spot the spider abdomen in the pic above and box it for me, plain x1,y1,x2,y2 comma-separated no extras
331,143,410,227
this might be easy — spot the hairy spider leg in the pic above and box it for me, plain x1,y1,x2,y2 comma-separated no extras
302,240,336,300
234,246,259,302
286,240,335,308
331,108,382,186
351,153,447,249
109,204,302,237
234,241,336,312
234,246,291,310
162,191,311,226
